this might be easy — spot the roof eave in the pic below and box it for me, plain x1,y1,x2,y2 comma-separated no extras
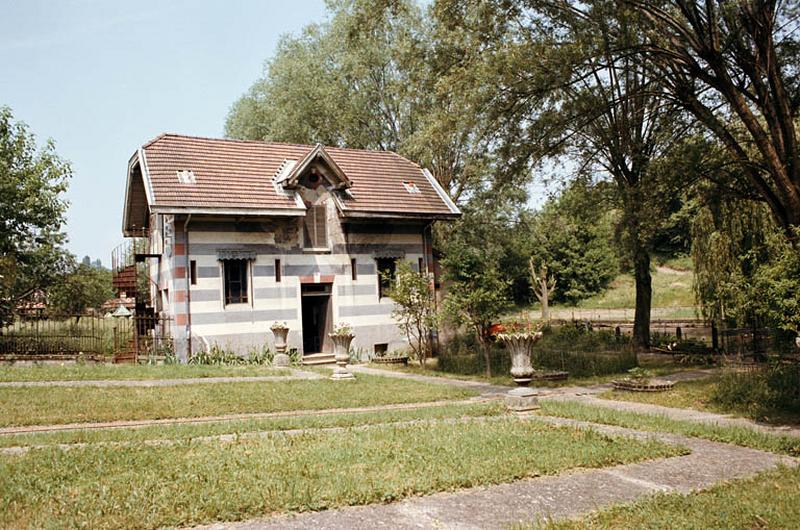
149,206,308,217
340,210,460,221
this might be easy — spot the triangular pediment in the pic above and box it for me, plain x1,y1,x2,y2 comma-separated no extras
278,144,352,190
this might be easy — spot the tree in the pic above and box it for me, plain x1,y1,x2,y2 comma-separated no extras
441,192,513,377
529,259,556,321
434,1,691,348
226,0,490,203
691,189,800,337
49,262,113,319
626,1,800,239
442,261,510,378
0,106,71,326
388,260,438,366
525,178,620,306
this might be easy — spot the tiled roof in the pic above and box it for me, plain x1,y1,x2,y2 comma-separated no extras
138,134,459,218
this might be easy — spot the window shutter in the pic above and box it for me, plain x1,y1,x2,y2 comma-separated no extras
303,204,328,249
314,205,327,248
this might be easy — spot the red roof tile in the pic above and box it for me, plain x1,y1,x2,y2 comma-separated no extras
138,134,459,218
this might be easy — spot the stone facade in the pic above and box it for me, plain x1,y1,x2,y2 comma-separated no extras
150,193,432,361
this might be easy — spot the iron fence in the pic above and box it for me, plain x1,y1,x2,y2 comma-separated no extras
0,313,173,362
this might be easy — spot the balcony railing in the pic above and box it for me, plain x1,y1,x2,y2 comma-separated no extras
111,229,161,273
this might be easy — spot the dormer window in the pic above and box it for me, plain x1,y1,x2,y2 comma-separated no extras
403,181,421,194
177,170,196,184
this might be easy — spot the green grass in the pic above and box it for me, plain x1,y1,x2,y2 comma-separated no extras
0,363,291,382
0,418,685,529
0,374,478,427
599,377,719,411
544,465,800,529
368,356,697,389
0,402,504,449
368,359,516,386
575,259,695,310
598,375,800,425
539,400,800,456
519,258,697,318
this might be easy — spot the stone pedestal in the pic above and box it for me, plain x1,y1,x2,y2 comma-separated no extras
505,387,539,412
271,324,291,367
273,352,291,367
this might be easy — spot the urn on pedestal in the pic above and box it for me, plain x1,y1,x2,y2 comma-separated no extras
270,322,291,367
329,322,355,380
496,330,543,411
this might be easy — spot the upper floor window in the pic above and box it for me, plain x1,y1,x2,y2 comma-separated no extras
304,204,328,249
376,258,397,299
223,259,249,305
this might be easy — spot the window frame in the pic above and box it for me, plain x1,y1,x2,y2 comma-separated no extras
303,204,329,250
222,259,250,306
376,257,397,300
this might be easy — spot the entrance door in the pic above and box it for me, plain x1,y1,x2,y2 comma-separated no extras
301,283,332,354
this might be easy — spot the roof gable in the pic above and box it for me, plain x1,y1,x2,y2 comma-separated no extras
278,144,352,190
125,134,460,224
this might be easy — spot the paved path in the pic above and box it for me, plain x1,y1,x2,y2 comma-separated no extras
547,394,800,438
0,369,322,388
194,416,797,530
0,397,492,436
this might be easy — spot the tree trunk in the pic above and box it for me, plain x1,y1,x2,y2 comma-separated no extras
632,246,652,351
478,330,492,378
540,279,550,321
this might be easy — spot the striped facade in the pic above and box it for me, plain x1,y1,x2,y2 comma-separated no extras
151,197,433,360
122,134,458,362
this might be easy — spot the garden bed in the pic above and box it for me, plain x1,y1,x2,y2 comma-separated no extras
612,379,675,392
371,355,409,365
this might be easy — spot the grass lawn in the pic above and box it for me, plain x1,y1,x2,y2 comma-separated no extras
0,374,478,427
599,377,719,410
519,257,696,317
539,400,800,456
544,465,800,529
0,418,684,529
598,376,800,425
0,363,291,382
0,401,503,449
368,356,699,389
368,359,516,386
575,258,695,310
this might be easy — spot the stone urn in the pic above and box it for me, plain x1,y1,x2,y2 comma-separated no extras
270,322,291,367
329,331,355,380
496,331,543,412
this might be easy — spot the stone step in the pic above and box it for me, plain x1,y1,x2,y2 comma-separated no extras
301,353,336,365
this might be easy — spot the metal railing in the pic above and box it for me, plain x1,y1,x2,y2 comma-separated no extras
0,313,174,362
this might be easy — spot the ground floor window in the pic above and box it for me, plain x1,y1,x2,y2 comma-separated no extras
223,259,249,305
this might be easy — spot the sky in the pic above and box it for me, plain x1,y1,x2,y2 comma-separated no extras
0,0,328,266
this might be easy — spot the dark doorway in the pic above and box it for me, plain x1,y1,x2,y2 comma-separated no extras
301,283,332,354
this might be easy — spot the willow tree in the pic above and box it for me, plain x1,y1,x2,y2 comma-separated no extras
626,0,800,240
